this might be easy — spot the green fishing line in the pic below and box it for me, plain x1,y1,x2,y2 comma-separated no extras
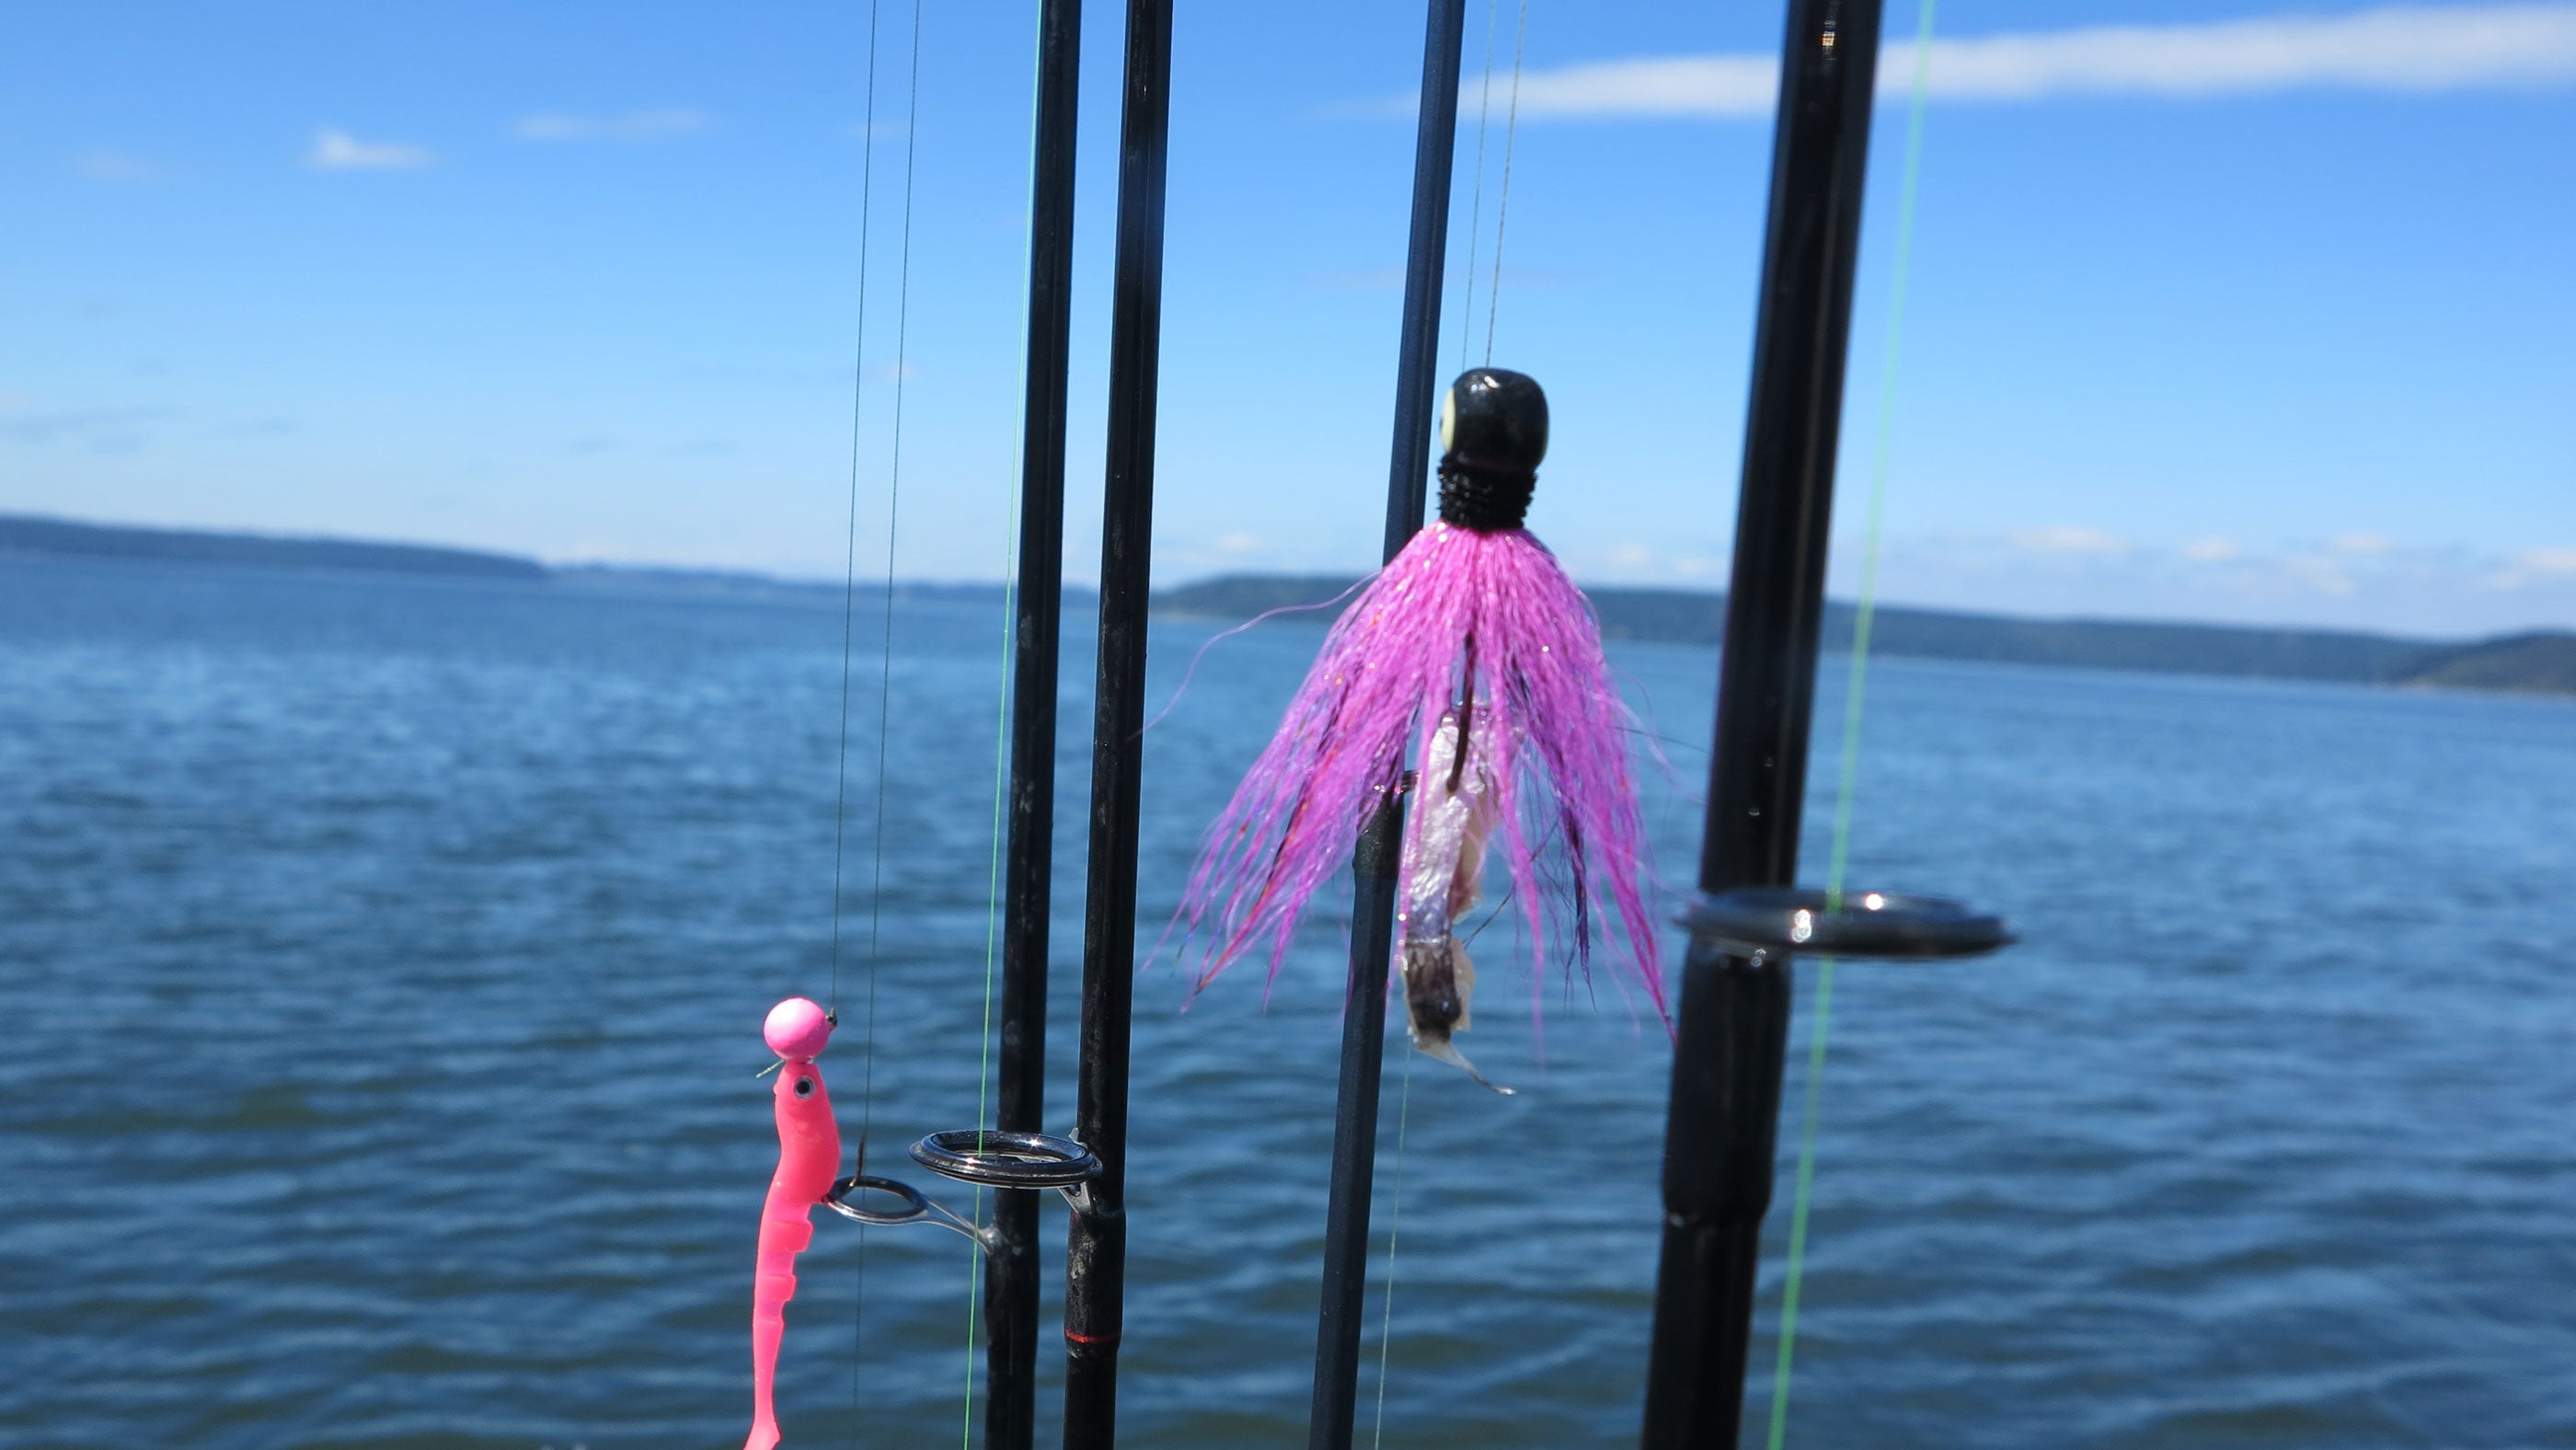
959,6,1055,1442
1765,5,1938,1446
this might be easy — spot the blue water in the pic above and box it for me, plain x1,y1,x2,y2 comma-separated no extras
4,556,2573,1449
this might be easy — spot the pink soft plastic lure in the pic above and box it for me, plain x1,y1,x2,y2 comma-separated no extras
1172,368,1668,1076
745,996,841,1450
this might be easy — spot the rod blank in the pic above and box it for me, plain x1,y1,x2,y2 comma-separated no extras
1640,0,1891,1444
986,3,1081,1445
1064,3,1174,1446
1305,4,1469,1447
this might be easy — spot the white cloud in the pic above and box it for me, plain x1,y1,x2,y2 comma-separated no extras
515,109,710,143
1867,530,2576,634
308,129,431,171
76,150,160,181
2329,532,2394,553
2489,545,2576,586
1489,3,2576,120
1216,531,1259,553
2009,524,2130,556
1510,54,1781,119
2283,554,2360,593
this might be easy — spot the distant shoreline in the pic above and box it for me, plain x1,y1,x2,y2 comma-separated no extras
6,512,2571,696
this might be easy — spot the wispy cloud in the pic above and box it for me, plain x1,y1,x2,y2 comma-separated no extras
308,128,431,171
1476,4,2576,120
515,109,710,143
1573,540,1726,581
2488,545,2576,587
75,150,161,181
1861,529,2576,634
0,403,172,450
2010,524,2132,556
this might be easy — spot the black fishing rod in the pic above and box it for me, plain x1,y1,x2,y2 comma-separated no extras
1305,2,1468,1447
985,0,1081,1444
1638,1,2007,1444
1064,1,1173,1445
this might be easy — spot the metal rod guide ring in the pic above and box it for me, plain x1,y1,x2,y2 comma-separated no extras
818,1129,1104,1253
823,1173,991,1247
911,1130,1100,1191
1685,887,2014,961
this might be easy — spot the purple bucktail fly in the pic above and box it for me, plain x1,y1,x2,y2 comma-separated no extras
1171,367,1669,1088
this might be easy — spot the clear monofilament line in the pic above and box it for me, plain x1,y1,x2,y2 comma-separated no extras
828,0,890,1031
1455,0,1499,375
1368,1049,1417,1450
838,1,887,1441
860,0,925,1158
1765,5,1938,1446
1481,0,1531,364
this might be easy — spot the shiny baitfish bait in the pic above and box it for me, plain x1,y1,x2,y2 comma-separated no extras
1173,368,1667,1087
744,997,840,1450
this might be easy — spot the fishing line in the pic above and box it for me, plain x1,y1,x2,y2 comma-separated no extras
1370,3,1535,1424
958,7,1053,1442
960,489,1019,1450
861,0,926,1171
865,0,929,1435
1480,0,1531,365
1366,1048,1416,1450
1455,0,1500,374
1765,5,1938,1446
841,0,926,1437
959,506,1017,1449
829,0,889,1038
833,0,887,1438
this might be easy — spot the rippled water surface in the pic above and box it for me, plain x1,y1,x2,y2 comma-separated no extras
5,557,2574,1449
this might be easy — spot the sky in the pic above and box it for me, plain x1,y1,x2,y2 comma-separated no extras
4,0,2573,637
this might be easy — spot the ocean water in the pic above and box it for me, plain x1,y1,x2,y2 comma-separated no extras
3,556,2572,1450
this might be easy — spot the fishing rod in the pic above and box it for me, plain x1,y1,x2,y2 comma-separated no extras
829,13,1173,1450
790,11,1112,1450
986,1,1082,1443
1306,2,1468,1447
1638,1,2008,1444
1064,1,1175,1444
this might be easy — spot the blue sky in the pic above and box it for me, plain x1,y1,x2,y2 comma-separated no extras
5,1,2572,636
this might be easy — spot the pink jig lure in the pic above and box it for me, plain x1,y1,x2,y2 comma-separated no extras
1173,369,1668,1085
745,996,840,1450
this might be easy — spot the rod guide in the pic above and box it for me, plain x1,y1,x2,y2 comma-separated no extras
1684,887,2013,961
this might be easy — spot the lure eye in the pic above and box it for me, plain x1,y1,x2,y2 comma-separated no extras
794,1077,814,1098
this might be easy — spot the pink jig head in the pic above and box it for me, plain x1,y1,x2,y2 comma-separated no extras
745,997,842,1450
764,995,834,1064
1170,369,1667,1083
